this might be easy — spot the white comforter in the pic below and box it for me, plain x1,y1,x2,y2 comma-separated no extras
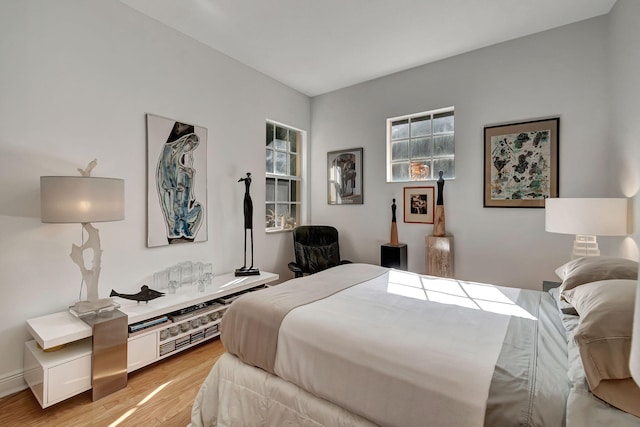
191,265,532,427
273,267,522,427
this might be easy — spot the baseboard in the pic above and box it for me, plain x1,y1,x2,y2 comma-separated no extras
0,369,27,399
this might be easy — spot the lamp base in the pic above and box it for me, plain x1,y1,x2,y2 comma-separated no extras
572,235,600,259
69,298,120,318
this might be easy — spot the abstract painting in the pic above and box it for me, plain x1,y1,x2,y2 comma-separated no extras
147,114,208,247
484,118,559,208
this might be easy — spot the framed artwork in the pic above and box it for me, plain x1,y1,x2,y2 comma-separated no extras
327,147,363,205
403,186,435,224
146,114,208,247
484,117,559,208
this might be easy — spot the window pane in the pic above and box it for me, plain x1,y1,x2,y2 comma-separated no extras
266,203,276,228
276,204,289,222
433,112,454,133
266,148,273,174
266,123,275,148
391,119,409,140
276,126,288,142
410,160,431,181
275,151,287,174
411,117,431,137
433,134,454,156
290,130,299,153
290,180,299,202
392,162,409,181
280,204,295,229
410,137,431,159
276,179,289,202
290,204,298,227
266,177,275,202
433,158,455,179
392,140,409,161
289,153,297,176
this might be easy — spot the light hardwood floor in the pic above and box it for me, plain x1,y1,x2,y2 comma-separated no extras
0,338,225,427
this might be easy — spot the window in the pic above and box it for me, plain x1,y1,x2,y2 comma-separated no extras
386,107,455,182
265,121,304,231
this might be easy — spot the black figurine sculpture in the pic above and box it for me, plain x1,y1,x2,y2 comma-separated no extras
434,170,446,237
390,198,399,245
236,173,260,276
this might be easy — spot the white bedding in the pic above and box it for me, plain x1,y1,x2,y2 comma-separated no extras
190,352,376,427
273,268,522,427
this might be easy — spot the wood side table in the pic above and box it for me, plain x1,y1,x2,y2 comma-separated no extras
426,235,454,278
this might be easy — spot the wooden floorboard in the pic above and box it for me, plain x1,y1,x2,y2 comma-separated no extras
0,338,225,427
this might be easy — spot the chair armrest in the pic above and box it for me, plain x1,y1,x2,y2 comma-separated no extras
288,262,304,278
339,260,352,265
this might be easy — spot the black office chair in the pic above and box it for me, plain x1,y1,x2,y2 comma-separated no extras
288,225,351,278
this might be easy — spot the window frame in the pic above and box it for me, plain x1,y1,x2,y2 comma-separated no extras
386,106,455,183
265,120,307,233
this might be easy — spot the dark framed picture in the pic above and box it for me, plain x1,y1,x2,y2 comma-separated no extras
484,117,559,208
328,147,363,205
403,186,435,223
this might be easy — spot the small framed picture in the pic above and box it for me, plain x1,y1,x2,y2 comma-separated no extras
403,186,435,223
484,117,559,208
327,147,363,205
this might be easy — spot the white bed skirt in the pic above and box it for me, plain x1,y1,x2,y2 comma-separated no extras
189,352,376,427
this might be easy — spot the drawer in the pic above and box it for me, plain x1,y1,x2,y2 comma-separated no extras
128,332,158,372
47,355,91,404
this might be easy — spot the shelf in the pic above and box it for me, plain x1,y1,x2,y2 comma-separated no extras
26,312,92,350
115,271,277,325
24,270,279,406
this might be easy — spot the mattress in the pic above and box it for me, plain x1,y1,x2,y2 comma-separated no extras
191,264,572,427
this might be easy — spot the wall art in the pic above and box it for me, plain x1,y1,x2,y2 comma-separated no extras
484,117,559,208
146,114,208,247
327,147,363,205
403,186,435,224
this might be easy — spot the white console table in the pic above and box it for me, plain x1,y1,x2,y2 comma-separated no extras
24,271,278,408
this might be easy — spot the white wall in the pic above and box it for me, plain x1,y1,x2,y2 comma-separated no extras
0,0,310,395
311,16,616,289
609,0,640,260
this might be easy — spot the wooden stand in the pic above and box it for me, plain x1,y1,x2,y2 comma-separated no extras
381,243,407,271
426,236,454,278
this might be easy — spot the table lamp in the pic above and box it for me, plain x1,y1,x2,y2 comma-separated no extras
545,198,628,259
40,161,125,317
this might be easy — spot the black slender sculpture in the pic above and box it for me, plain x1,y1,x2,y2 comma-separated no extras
236,173,260,276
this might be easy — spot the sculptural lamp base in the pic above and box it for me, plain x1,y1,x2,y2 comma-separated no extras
69,298,120,318
235,267,260,277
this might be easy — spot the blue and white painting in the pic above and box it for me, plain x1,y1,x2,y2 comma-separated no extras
147,114,207,247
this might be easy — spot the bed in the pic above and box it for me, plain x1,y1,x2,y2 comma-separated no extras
190,259,640,427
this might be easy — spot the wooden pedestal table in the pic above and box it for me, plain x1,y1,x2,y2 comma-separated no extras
426,235,454,278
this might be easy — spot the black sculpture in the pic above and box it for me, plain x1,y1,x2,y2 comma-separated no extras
236,173,260,276
110,285,165,304
437,170,445,206
391,198,397,222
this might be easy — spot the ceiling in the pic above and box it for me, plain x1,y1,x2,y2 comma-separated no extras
120,0,616,97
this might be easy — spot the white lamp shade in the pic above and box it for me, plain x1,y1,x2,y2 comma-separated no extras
40,176,125,223
545,198,628,236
